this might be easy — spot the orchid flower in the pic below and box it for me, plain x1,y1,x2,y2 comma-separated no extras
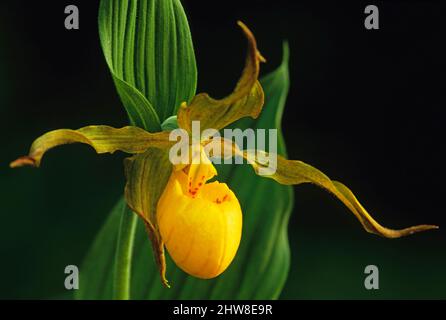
10,22,437,288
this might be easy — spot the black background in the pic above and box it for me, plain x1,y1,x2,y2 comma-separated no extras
0,0,445,299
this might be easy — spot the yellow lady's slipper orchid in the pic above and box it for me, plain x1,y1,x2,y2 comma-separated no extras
10,21,438,289
157,163,242,279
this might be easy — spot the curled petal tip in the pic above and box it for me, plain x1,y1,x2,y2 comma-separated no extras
236,20,255,41
258,51,267,63
163,280,171,289
374,224,439,239
407,224,439,234
10,156,37,168
236,20,246,28
236,21,266,63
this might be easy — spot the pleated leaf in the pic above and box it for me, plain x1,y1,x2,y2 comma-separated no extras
99,0,197,129
76,198,126,299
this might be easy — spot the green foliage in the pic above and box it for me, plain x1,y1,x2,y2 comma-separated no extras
76,199,125,299
99,0,197,130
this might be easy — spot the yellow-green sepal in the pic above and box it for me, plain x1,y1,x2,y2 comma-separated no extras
177,21,266,133
123,147,173,287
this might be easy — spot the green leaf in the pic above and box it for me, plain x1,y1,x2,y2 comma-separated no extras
112,203,138,299
76,198,125,299
161,115,179,131
75,42,293,299
99,0,197,128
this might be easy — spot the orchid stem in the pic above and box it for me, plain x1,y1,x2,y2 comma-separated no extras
113,204,138,300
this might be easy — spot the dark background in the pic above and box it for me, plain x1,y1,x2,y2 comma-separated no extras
0,0,445,299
